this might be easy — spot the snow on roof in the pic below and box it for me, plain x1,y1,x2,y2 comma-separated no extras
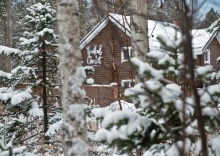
108,13,131,36
80,13,181,50
80,13,218,54
80,16,109,50
147,19,181,50
191,29,218,54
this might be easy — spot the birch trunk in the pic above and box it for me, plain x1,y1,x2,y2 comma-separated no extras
57,0,89,155
130,0,148,62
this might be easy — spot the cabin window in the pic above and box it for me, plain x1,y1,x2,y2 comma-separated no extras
121,79,133,88
204,49,210,65
121,47,133,63
86,45,103,65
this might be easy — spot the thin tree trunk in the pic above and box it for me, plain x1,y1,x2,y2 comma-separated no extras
42,40,49,144
5,0,11,72
119,0,135,86
57,0,89,155
182,1,208,156
130,0,148,62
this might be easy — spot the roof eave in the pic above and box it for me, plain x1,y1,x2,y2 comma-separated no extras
80,13,132,50
80,15,109,50
201,30,218,52
108,14,131,36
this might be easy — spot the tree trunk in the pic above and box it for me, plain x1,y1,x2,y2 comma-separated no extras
182,1,208,155
3,0,11,72
130,0,148,62
57,0,89,155
6,0,11,71
42,40,49,144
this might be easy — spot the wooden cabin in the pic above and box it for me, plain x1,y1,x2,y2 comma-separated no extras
80,13,220,107
192,29,220,68
80,13,181,107
80,14,135,107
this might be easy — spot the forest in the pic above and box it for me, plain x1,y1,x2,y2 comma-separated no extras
0,0,220,156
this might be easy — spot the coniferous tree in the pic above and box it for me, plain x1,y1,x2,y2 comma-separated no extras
200,8,220,28
78,0,91,37
19,1,60,146
0,2,61,153
92,31,220,155
0,0,8,71
0,0,6,45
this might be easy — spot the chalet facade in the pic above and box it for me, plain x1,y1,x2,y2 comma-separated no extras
192,29,220,68
80,14,135,107
81,13,220,107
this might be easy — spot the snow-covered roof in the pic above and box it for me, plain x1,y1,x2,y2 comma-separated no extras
80,13,181,50
80,13,219,54
192,29,219,54
80,16,109,50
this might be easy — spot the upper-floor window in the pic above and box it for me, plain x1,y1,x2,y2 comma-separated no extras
86,45,103,65
121,79,133,88
121,47,133,63
204,49,210,65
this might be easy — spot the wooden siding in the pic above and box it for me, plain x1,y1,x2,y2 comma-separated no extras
81,21,136,106
85,85,114,107
81,21,135,85
196,38,220,67
81,19,220,106
84,85,131,107
196,55,203,66
207,38,220,69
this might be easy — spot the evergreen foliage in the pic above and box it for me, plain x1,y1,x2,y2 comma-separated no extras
0,1,6,70
78,0,91,37
92,31,220,155
200,8,220,28
0,135,26,156
0,2,61,153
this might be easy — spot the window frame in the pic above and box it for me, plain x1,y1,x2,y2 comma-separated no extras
121,79,133,88
204,49,210,65
121,46,133,63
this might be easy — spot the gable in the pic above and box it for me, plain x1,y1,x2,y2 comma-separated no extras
80,16,109,50
207,37,220,66
80,13,219,59
80,14,131,50
81,20,132,84
192,28,219,54
80,13,182,51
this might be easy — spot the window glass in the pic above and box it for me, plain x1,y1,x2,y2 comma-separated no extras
204,49,210,65
121,47,132,62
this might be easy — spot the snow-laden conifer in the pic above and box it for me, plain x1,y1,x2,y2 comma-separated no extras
92,30,220,155
0,2,61,154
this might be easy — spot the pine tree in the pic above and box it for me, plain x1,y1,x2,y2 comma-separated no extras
0,0,8,71
0,45,38,149
200,7,220,28
0,0,6,45
0,2,61,153
19,1,60,146
0,134,26,156
78,0,91,37
92,31,220,155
